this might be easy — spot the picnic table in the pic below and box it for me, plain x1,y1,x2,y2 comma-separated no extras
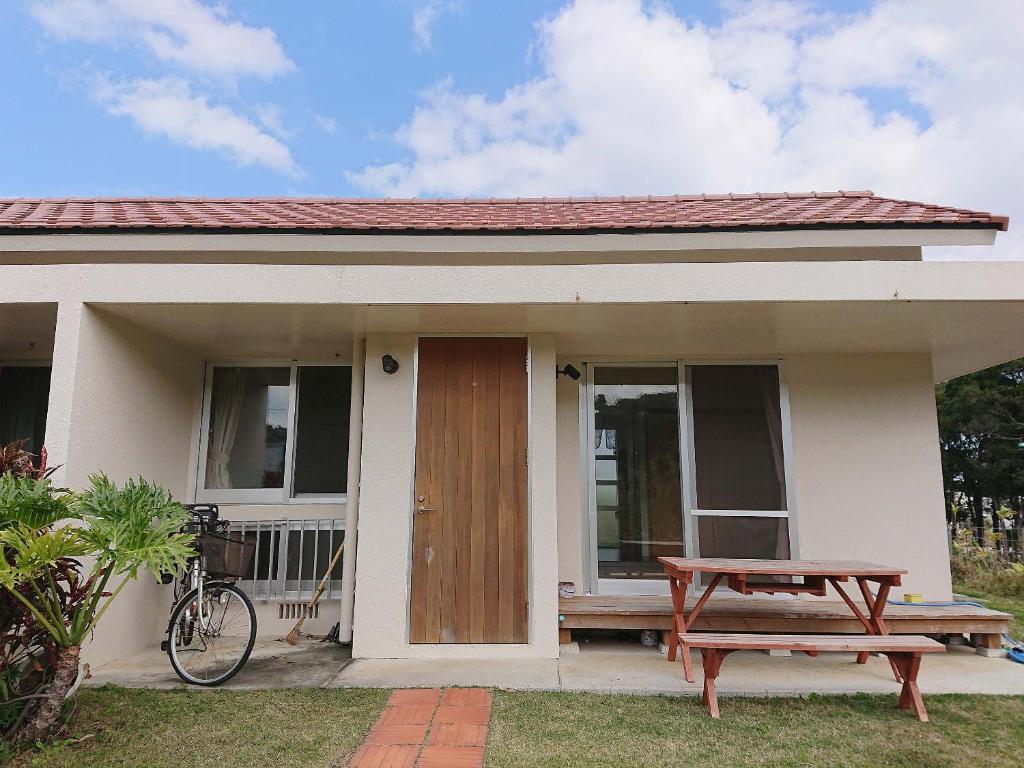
657,557,907,681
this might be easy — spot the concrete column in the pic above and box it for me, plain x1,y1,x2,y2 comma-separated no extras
47,305,205,665
42,301,84,486
528,334,560,657
338,335,366,643
351,333,418,658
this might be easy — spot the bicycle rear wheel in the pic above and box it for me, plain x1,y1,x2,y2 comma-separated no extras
166,582,256,686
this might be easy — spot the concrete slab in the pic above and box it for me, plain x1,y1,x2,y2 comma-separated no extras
81,638,1024,699
332,658,560,690
559,642,1024,697
85,639,352,690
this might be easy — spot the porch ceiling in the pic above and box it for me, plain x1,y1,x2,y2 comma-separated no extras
0,303,56,360
98,299,1024,381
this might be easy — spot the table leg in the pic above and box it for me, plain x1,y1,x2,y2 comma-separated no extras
677,573,722,683
856,577,902,682
666,573,689,663
888,652,927,722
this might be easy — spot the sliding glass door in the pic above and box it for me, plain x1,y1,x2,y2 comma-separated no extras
588,365,684,586
586,362,793,594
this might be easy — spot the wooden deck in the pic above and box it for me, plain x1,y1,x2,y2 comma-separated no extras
558,594,1010,648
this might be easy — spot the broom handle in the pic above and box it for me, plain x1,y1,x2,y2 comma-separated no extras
305,540,345,612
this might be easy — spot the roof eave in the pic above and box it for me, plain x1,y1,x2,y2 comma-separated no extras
0,224,1000,254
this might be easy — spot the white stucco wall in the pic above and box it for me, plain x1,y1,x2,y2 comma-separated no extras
351,333,560,659
44,304,204,667
786,353,952,600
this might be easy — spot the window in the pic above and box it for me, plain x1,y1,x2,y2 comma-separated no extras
590,366,684,579
198,364,351,503
230,519,344,600
586,362,793,592
687,365,791,570
0,365,51,456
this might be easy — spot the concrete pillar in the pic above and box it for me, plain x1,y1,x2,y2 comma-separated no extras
339,335,366,643
351,333,418,658
45,305,204,666
528,334,560,657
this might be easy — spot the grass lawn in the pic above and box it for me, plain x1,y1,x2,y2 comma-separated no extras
487,691,1024,768
954,582,1024,639
4,686,389,768
6,686,1024,768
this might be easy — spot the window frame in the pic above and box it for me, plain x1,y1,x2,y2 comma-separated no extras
582,359,798,596
195,360,351,505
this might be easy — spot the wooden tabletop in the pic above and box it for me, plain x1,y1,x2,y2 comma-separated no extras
657,557,906,577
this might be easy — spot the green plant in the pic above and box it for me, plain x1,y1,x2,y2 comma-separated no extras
0,473,196,744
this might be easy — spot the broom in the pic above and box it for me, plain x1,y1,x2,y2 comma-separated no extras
285,540,345,645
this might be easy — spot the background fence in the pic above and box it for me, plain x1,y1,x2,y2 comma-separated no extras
949,524,1024,563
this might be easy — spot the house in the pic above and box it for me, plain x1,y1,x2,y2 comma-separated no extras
0,191,1016,666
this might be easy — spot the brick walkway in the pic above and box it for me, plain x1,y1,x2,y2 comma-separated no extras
349,688,492,768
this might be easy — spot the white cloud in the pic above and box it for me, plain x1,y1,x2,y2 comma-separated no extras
350,0,1024,258
30,0,294,79
412,1,455,52
94,76,301,177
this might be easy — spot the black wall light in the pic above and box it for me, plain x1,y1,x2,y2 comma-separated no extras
556,363,582,381
382,354,400,375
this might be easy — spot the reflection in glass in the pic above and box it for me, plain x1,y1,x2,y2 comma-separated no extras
691,365,787,511
697,516,790,560
293,366,352,494
593,366,683,579
205,367,290,489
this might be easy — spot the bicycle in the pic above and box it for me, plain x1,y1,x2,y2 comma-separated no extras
160,504,258,686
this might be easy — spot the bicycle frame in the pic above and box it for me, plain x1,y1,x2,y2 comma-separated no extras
186,559,217,633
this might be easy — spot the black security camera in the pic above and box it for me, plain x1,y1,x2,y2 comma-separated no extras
557,363,582,381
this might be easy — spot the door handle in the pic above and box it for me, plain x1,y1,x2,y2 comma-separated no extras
416,505,437,514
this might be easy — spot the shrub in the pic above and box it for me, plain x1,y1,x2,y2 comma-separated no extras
951,528,1024,598
0,462,195,744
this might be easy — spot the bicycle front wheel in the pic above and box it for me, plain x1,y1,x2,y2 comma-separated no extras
166,582,256,686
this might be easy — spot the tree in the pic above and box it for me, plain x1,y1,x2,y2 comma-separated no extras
936,358,1024,545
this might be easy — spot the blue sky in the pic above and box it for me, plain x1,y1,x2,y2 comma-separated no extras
0,1,1021,257
0,1,574,197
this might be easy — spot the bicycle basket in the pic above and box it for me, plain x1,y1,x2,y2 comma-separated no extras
200,532,255,579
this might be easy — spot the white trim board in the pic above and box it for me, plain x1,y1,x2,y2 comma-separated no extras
0,227,997,254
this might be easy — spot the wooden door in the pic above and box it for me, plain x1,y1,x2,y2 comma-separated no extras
410,337,529,643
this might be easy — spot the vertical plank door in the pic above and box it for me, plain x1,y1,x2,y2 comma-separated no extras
409,337,529,644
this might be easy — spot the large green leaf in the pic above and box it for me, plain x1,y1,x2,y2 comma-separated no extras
75,475,196,580
0,473,75,531
0,524,86,589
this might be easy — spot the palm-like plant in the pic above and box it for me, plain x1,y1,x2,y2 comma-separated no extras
0,473,196,742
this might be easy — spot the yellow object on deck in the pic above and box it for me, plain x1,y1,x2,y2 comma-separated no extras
903,593,924,603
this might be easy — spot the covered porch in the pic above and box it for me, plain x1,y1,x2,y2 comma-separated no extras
5,257,1024,665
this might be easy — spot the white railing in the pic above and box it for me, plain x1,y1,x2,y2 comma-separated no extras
229,519,344,601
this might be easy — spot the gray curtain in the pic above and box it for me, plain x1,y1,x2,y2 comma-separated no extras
0,366,51,454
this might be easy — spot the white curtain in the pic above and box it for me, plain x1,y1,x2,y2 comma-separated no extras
205,369,245,488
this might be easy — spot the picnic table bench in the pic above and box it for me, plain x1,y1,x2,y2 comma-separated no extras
658,556,908,682
680,632,945,721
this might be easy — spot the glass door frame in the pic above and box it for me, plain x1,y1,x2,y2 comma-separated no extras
582,359,799,596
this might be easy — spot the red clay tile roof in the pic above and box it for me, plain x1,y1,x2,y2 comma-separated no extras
0,191,1008,234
